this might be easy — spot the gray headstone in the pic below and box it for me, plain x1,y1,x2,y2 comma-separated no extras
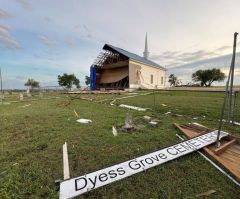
124,113,133,130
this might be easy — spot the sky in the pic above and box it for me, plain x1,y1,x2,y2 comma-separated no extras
0,0,240,89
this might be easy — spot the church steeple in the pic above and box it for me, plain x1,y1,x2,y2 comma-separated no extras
143,33,149,59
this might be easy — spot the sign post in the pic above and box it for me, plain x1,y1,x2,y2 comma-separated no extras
60,130,228,199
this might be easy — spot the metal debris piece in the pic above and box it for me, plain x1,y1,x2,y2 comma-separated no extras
76,119,92,124
119,104,148,111
142,115,151,122
149,121,158,126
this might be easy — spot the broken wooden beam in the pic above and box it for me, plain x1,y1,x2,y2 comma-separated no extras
214,139,237,155
63,142,70,180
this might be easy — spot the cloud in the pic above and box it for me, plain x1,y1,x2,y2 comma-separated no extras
167,52,240,84
38,35,56,47
216,45,231,52
16,0,32,10
74,24,93,39
65,37,77,47
150,44,235,67
44,16,51,23
151,49,219,66
0,24,21,50
220,67,240,77
0,9,13,19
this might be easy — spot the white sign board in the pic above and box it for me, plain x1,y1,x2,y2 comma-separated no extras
60,130,228,199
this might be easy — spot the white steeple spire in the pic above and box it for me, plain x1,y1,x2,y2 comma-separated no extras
143,32,149,59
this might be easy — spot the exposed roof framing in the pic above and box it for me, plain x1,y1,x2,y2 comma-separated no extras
94,50,127,68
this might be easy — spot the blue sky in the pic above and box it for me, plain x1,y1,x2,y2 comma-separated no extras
0,0,240,89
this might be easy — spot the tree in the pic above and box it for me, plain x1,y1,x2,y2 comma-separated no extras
192,68,225,87
85,75,90,86
57,73,80,90
168,74,178,86
24,78,40,90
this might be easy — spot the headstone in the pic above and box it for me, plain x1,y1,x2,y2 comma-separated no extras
124,113,133,131
19,93,24,101
39,92,43,97
26,88,31,97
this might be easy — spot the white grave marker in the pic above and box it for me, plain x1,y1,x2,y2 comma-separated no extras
59,130,228,199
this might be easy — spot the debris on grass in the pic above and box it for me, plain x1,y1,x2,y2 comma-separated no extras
76,119,92,124
110,99,116,106
142,115,151,122
22,104,31,108
192,122,204,127
161,104,167,107
193,117,198,120
165,111,183,117
220,119,240,126
149,119,160,127
80,97,93,101
119,104,148,111
196,189,216,197
112,126,118,136
73,109,79,118
127,92,138,95
149,121,159,126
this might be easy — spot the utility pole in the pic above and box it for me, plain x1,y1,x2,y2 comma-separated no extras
216,32,238,147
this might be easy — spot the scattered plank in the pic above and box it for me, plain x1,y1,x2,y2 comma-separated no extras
63,142,70,180
119,104,148,111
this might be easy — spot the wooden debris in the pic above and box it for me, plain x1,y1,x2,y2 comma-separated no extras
175,123,240,183
73,109,79,118
214,139,237,155
196,189,216,197
63,142,70,180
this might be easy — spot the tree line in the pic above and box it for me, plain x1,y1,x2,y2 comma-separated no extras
24,74,90,91
24,68,225,91
168,68,225,87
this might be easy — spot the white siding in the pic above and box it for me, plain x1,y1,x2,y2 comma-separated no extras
129,60,166,89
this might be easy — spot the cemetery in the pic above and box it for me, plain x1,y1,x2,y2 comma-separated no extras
1,89,240,198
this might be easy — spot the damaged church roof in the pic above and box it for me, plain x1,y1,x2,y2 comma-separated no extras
103,44,166,71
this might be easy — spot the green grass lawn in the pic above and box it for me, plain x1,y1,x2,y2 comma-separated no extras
0,91,240,199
